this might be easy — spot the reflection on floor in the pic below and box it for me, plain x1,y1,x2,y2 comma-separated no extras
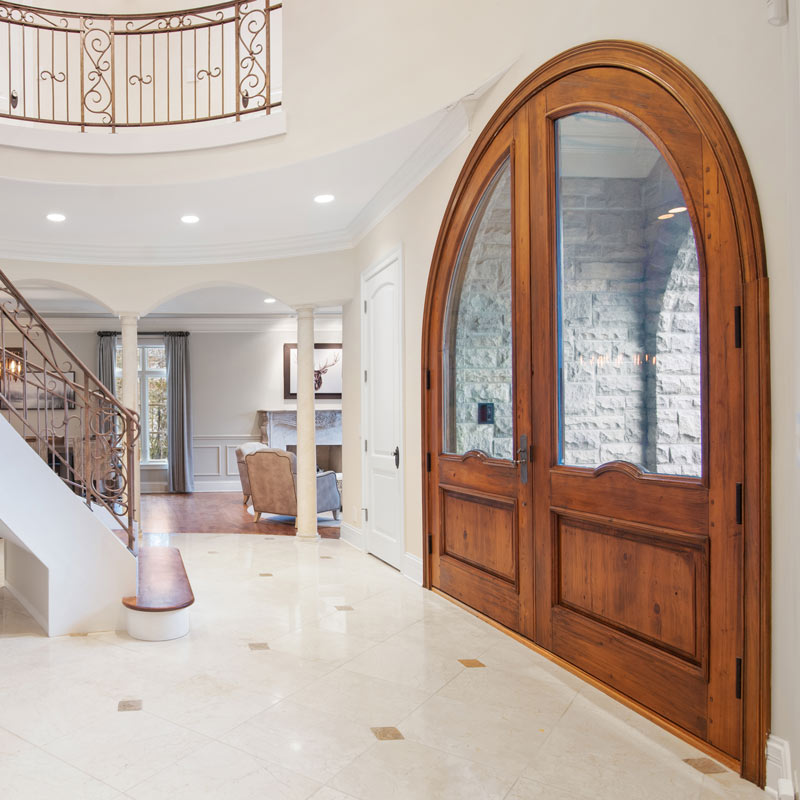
142,491,340,537
0,534,766,799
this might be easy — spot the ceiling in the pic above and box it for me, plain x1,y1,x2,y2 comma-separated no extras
0,104,469,266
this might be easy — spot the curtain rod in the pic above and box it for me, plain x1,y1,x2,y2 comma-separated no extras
97,331,190,337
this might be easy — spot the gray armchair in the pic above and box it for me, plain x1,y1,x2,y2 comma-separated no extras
235,442,269,506
244,448,341,524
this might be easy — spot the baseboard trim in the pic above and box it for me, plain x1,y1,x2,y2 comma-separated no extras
402,552,423,585
192,482,241,493
4,577,48,635
339,522,364,551
766,735,795,799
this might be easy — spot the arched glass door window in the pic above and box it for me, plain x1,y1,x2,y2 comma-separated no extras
442,157,513,459
555,112,702,477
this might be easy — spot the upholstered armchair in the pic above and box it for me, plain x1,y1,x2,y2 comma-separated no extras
235,442,269,506
244,448,341,523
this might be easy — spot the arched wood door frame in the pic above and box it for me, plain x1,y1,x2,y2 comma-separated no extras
421,41,770,785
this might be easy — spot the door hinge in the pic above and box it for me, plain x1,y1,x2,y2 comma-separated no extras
426,369,431,390
427,533,432,555
426,452,431,472
734,305,742,348
735,482,743,525
735,657,742,699
364,439,368,453
362,507,369,522
363,300,367,314
364,369,368,383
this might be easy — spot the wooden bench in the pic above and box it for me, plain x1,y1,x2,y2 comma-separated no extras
122,546,194,640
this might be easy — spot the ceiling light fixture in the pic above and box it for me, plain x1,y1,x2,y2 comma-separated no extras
263,297,276,304
46,212,66,222
181,214,200,224
314,194,335,204
668,206,687,214
657,213,674,220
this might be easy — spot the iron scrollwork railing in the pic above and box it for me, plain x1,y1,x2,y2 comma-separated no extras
0,269,139,551
0,0,281,130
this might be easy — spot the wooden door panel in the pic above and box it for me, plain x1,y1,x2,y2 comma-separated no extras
551,606,708,738
550,468,708,536
555,513,708,662
441,486,518,584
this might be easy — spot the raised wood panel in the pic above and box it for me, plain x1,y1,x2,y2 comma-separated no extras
556,514,706,661
552,606,708,739
550,467,708,536
441,486,517,584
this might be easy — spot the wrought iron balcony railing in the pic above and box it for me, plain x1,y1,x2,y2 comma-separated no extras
0,269,139,551
0,0,281,130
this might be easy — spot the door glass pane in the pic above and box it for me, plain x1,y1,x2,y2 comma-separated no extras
443,157,513,459
556,112,702,477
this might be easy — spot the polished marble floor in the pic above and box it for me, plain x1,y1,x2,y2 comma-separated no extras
0,533,767,799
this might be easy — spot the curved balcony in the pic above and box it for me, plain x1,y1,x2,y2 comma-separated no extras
0,0,282,132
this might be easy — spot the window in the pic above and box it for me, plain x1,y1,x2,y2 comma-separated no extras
115,344,168,464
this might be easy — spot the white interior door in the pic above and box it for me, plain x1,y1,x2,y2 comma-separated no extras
362,250,403,570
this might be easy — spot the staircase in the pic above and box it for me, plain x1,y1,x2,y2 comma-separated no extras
0,269,138,635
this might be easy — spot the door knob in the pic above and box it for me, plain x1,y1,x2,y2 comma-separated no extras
393,446,400,468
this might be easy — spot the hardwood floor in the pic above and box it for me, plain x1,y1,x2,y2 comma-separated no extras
141,492,340,537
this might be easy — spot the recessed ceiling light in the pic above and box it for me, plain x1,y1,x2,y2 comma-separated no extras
46,212,66,222
181,214,200,224
668,206,687,214
657,213,674,220
314,194,335,204
263,297,276,304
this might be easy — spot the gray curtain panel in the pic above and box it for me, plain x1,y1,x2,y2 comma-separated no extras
165,332,194,493
96,332,117,395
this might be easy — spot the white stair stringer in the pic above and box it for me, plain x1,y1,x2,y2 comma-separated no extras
0,414,136,636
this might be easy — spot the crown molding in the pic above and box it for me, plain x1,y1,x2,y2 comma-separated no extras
45,313,342,334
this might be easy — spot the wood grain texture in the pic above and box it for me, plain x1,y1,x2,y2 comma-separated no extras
122,546,194,612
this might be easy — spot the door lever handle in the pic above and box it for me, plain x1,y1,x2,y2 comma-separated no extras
516,434,528,484
393,446,400,469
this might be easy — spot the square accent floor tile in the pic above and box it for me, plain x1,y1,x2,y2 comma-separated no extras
371,727,404,741
248,642,271,651
335,605,354,611
320,556,334,560
458,659,485,668
208,550,219,554
118,699,142,712
259,573,273,577
684,757,726,775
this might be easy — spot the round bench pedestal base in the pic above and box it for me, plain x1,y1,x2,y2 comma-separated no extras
126,607,190,641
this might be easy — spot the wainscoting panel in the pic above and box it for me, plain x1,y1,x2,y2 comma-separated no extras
193,435,251,493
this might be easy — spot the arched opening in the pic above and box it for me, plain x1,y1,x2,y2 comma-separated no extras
422,42,769,785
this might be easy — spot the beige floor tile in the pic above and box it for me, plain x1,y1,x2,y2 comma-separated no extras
401,693,556,774
307,789,358,800
329,738,515,800
43,710,211,792
289,666,430,726
520,693,707,800
343,637,464,693
268,626,380,665
125,740,320,800
505,777,594,800
0,727,119,800
221,699,376,783
700,771,769,799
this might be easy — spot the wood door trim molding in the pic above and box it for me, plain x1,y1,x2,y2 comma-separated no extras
421,40,769,785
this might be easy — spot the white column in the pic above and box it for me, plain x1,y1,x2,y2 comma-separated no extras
119,314,141,533
295,306,318,540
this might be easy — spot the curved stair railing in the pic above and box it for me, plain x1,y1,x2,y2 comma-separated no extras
0,0,282,130
0,269,139,551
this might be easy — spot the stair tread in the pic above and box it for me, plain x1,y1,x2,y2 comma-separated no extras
122,546,194,612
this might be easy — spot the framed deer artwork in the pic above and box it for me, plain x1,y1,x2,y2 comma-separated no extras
283,343,342,400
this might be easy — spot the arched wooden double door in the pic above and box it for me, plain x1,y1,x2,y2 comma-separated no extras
422,42,769,783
